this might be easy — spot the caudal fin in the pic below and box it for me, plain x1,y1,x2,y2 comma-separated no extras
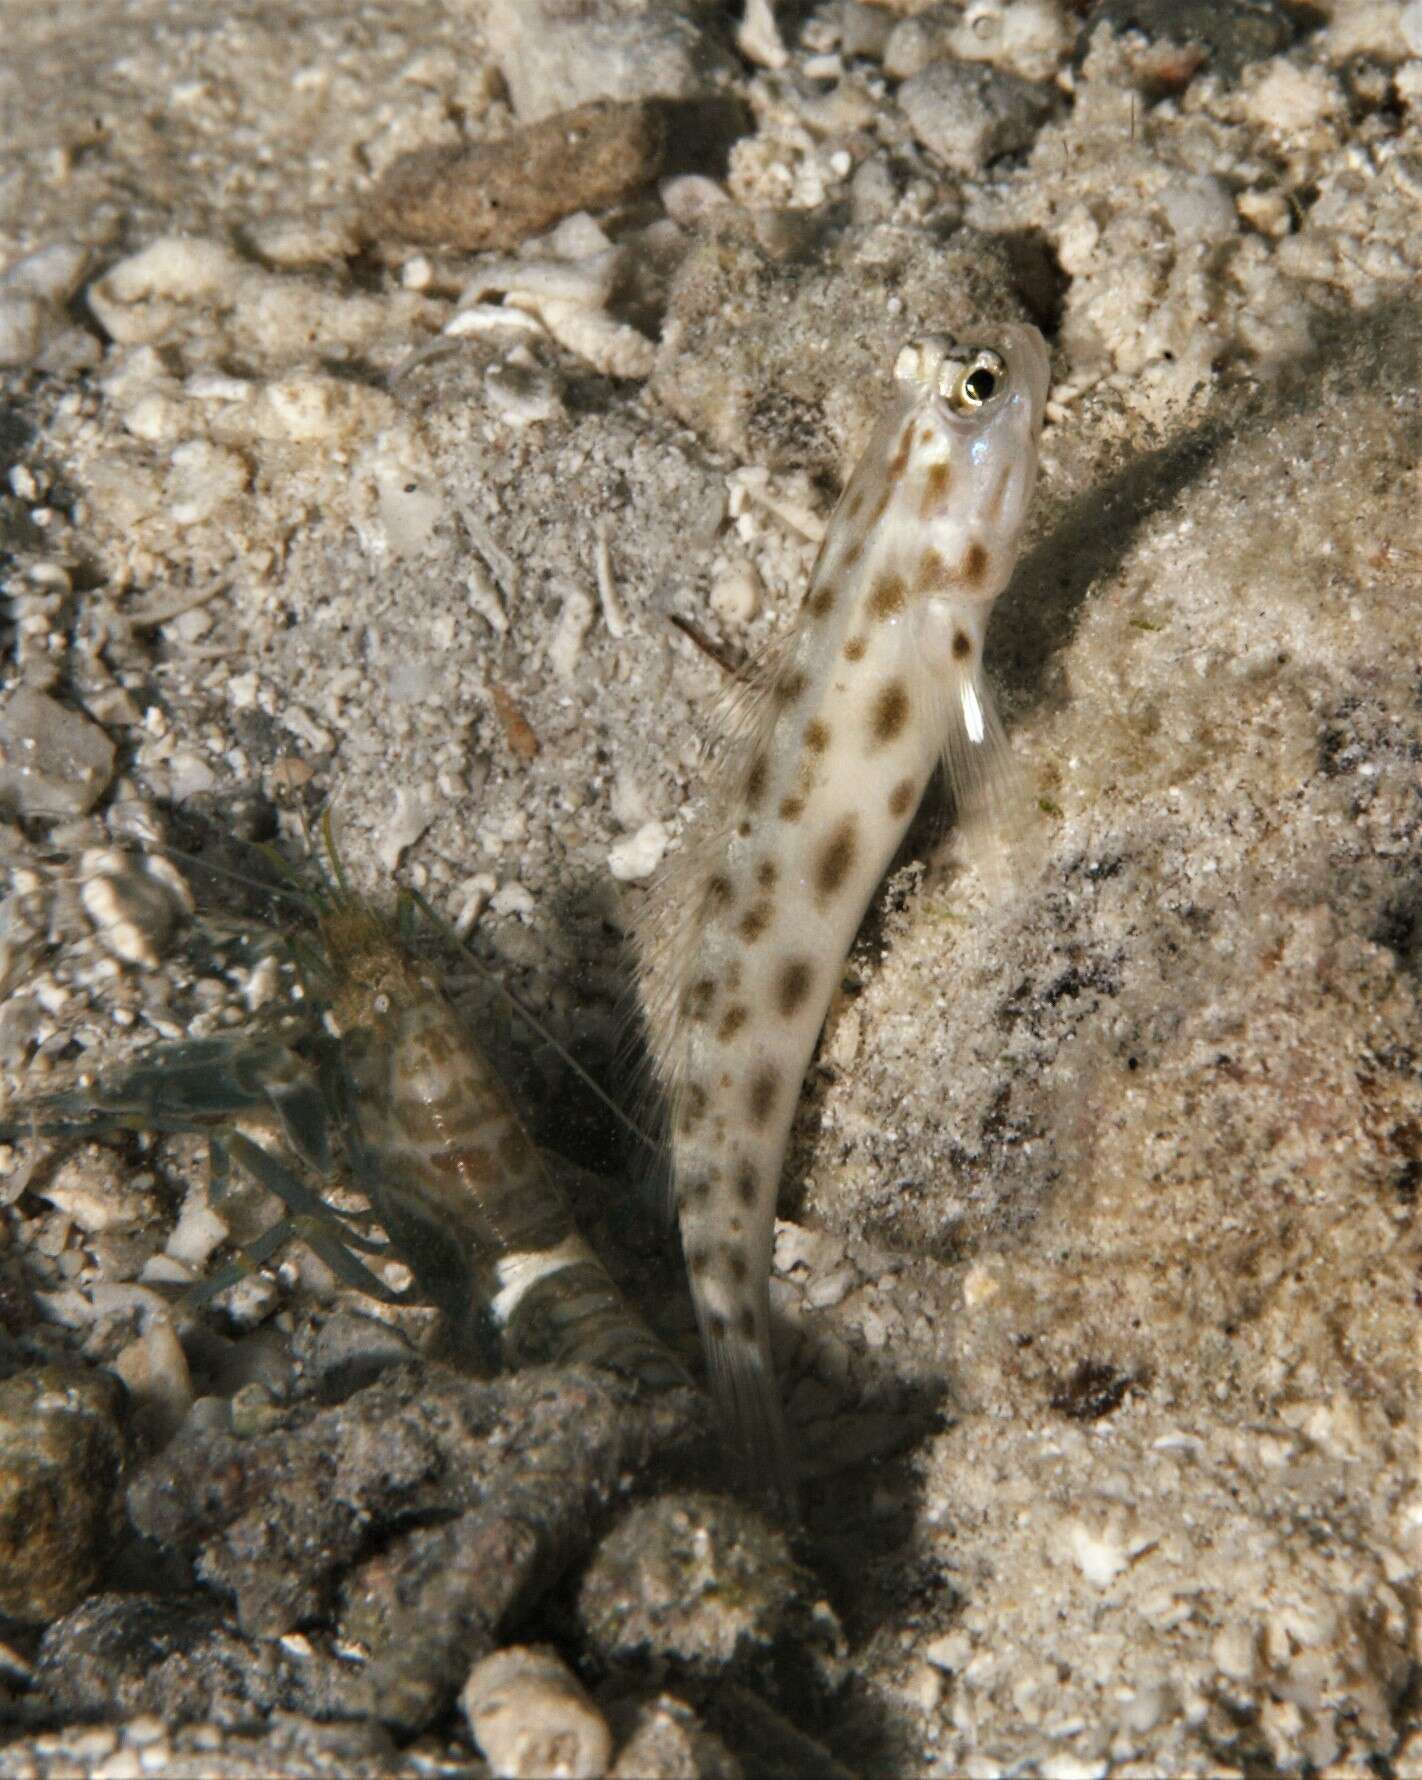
703,1317,799,1520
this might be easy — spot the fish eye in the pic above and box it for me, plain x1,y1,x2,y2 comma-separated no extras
373,992,391,1016
964,367,997,403
947,349,1008,415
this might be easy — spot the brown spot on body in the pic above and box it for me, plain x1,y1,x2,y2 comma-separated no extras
869,679,911,746
680,1081,709,1131
868,572,907,621
756,858,778,890
952,629,973,660
920,461,952,517
687,1246,710,1277
809,583,837,619
841,536,864,572
887,429,912,480
706,1311,728,1340
843,636,867,662
779,794,805,822
914,549,947,593
816,815,858,900
685,977,715,1021
748,1066,778,1125
777,958,813,1016
918,423,935,448
745,753,768,807
961,540,990,587
868,486,892,526
717,1003,748,1042
738,1307,757,1340
804,718,830,754
681,1177,712,1210
726,1247,749,1284
735,1161,758,1206
888,777,917,818
737,820,752,838
776,668,809,705
738,901,772,943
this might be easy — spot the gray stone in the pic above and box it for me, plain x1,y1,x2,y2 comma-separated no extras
483,0,735,122
609,1694,743,1779
293,1310,418,1402
0,686,116,818
578,1492,810,1672
883,9,955,80
898,58,1053,174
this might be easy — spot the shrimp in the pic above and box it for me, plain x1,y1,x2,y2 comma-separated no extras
3,838,685,1389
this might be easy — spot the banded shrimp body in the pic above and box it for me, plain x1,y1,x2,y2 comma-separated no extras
0,815,685,1390
638,326,1049,1508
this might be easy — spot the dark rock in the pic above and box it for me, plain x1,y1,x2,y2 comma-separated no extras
127,1363,700,1731
0,1363,125,1623
35,1592,369,1725
1076,0,1299,85
364,100,668,254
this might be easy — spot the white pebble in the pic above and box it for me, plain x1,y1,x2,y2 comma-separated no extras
88,236,244,344
112,1318,193,1442
593,519,627,638
709,559,762,626
466,559,509,634
462,1645,612,1780
607,820,669,882
166,1199,229,1270
377,787,432,872
462,250,620,310
507,294,655,380
1064,1518,1129,1587
215,1270,281,1330
0,295,46,367
923,1630,973,1673
549,585,596,682
490,882,536,918
455,872,499,937
804,1265,856,1310
1,241,88,304
660,174,730,225
738,0,788,69
166,440,249,526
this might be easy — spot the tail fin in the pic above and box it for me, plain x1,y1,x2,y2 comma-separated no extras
703,1316,799,1520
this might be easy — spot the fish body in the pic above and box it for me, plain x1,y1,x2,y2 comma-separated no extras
640,326,1050,1502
